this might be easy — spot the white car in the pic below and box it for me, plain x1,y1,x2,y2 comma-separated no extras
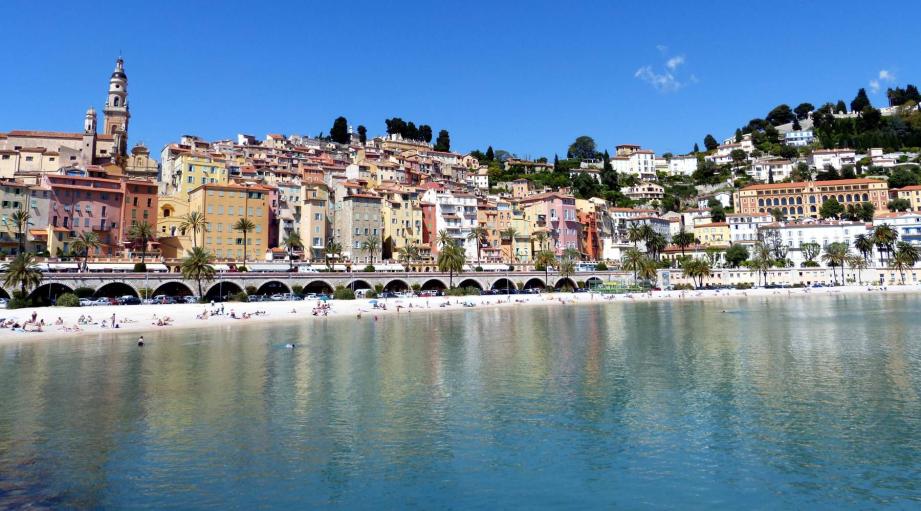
79,298,94,307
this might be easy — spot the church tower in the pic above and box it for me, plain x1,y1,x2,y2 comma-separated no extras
103,57,130,157
81,107,97,167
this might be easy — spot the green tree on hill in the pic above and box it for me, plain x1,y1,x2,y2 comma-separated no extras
330,116,350,144
568,136,597,160
703,134,719,151
794,102,814,120
434,130,451,151
851,88,871,113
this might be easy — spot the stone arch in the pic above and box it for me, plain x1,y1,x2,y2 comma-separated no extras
523,277,546,289
456,278,483,291
256,280,291,295
94,282,138,298
350,279,373,291
303,280,334,295
29,283,75,306
384,279,409,292
491,278,516,291
586,276,603,288
151,281,194,297
205,281,243,301
555,277,577,290
420,278,447,291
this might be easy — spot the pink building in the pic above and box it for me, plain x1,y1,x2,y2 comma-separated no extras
43,169,124,255
518,191,582,256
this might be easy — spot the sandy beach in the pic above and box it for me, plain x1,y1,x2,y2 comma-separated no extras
1,285,918,344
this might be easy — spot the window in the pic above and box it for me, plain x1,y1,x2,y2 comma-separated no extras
187,176,194,184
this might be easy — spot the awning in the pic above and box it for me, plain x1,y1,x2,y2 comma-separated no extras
371,264,406,271
247,263,291,272
48,262,79,271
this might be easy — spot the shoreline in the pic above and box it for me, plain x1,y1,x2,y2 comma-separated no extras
1,285,919,345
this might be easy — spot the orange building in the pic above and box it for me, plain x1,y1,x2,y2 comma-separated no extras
733,178,889,219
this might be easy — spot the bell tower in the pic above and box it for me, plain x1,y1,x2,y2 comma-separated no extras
103,57,130,156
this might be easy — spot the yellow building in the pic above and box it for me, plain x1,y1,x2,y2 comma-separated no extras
165,151,229,196
155,195,193,259
509,206,532,263
694,222,730,247
378,185,423,259
297,182,330,260
190,182,270,262
894,185,921,211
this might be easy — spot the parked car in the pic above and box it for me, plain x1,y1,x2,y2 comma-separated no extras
118,296,141,305
79,298,94,307
270,294,285,301
379,291,396,299
93,297,113,306
182,296,199,304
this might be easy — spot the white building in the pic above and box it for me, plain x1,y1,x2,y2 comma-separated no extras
749,159,794,182
697,191,732,209
784,130,814,147
809,148,856,170
420,188,479,260
758,220,869,266
667,154,699,176
621,182,664,202
727,212,772,245
706,139,754,164
612,144,657,180
466,167,489,190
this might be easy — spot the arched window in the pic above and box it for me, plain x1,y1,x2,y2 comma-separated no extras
797,197,803,205
113,97,120,107
809,196,816,204
797,206,803,215
782,207,788,215
838,194,844,202
773,198,780,206
758,199,764,207
846,194,852,202
862,193,869,201
781,198,787,206
810,205,817,213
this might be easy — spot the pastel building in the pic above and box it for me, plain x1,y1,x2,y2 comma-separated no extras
43,171,125,255
190,182,270,261
518,191,581,256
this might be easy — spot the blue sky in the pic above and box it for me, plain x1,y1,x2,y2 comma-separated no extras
1,0,918,159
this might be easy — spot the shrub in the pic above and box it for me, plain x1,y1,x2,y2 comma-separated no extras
411,283,421,292
74,286,95,298
229,291,248,302
673,283,695,290
245,285,257,296
560,285,574,292
445,287,467,296
138,287,154,299
595,261,608,271
734,282,754,290
802,261,820,268
576,280,586,288
291,284,304,296
333,286,355,300
374,283,384,293
133,262,147,272
363,264,375,272
55,293,80,307
365,290,378,299
474,266,483,272
237,265,248,272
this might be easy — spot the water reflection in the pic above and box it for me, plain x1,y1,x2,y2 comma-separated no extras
2,294,921,508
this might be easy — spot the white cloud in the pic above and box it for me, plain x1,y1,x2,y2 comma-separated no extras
635,49,692,93
665,55,684,71
870,69,895,93
634,66,683,92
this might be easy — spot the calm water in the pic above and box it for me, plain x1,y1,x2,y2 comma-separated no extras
2,294,921,509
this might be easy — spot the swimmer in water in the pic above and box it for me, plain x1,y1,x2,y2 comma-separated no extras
137,336,144,346
285,343,296,349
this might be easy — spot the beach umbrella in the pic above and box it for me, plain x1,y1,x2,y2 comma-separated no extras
319,296,329,302
368,299,378,305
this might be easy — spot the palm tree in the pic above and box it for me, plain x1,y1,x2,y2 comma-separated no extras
627,225,644,248
531,231,548,254
437,229,454,250
501,227,518,264
2,253,42,298
872,224,898,266
282,231,303,270
360,234,381,264
645,232,667,261
853,234,874,264
621,247,645,282
437,241,465,288
11,207,31,255
233,217,256,267
847,254,867,285
397,243,420,269
467,226,489,263
638,258,659,284
672,230,697,257
180,246,216,298
891,241,920,284
71,231,101,272
821,242,849,285
749,242,773,286
179,210,208,248
324,239,341,270
128,221,155,265
534,250,557,288
683,259,712,288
